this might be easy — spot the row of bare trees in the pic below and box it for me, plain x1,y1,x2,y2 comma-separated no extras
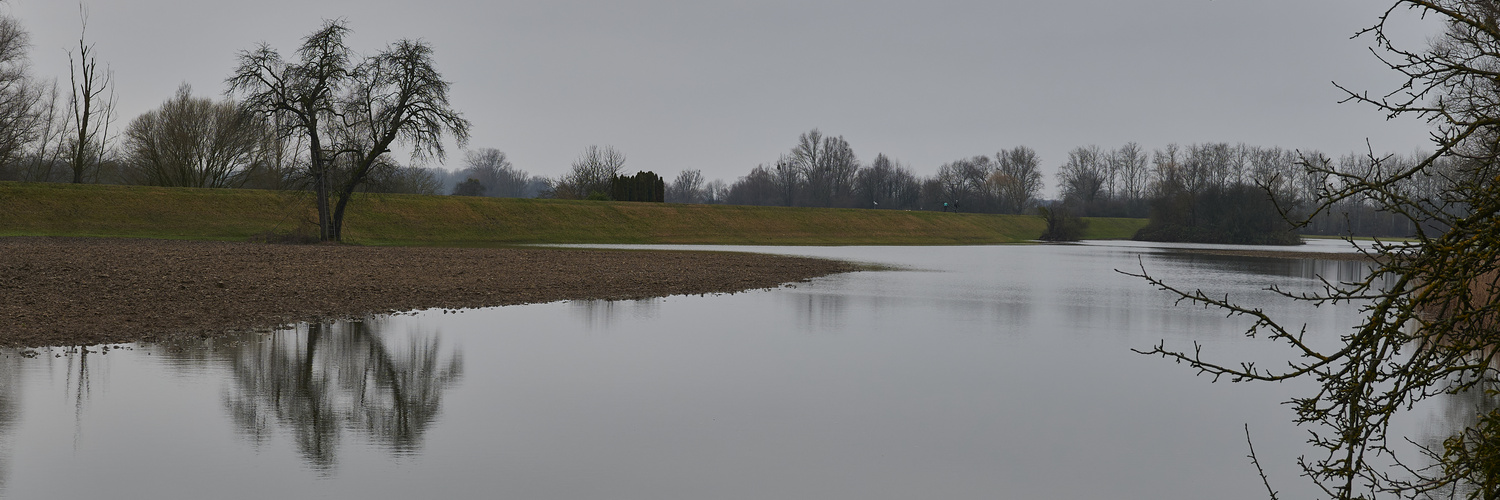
0,13,471,242
0,6,1439,243
643,133,1443,239
0,13,458,193
457,132,1446,241
684,129,1046,213
1045,142,1447,240
448,144,632,201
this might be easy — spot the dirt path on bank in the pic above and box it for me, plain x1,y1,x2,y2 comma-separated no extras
0,238,859,347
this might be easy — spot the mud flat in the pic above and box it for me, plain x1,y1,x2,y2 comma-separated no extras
0,237,858,347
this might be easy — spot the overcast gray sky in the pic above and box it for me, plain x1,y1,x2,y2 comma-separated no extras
4,0,1440,196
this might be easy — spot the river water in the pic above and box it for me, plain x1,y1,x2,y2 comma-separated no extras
0,240,1443,499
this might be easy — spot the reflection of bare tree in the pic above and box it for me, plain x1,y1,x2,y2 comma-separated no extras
65,346,91,447
788,293,847,330
161,319,463,472
1152,252,1380,283
571,299,661,331
0,352,22,493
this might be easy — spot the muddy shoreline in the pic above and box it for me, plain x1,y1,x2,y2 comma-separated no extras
0,237,859,348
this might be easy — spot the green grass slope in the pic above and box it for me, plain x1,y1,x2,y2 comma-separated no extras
0,182,1145,245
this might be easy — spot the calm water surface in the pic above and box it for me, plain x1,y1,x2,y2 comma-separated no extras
0,240,1438,499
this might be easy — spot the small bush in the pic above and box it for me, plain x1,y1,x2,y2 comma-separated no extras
1038,205,1088,241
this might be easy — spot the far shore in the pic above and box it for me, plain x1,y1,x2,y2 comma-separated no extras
0,237,860,348
1169,248,1377,261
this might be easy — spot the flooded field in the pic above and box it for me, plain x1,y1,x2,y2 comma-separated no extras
0,240,1422,499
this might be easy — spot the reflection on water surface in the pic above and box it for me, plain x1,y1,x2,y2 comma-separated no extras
155,319,464,472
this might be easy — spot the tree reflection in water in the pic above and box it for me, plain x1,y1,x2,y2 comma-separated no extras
0,353,20,493
570,298,661,331
176,319,463,472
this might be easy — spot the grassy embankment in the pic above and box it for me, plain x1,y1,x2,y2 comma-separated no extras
0,181,1145,246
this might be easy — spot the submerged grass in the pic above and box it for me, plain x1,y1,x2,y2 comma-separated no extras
0,181,1146,246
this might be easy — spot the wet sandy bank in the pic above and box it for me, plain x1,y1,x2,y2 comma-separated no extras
0,237,858,347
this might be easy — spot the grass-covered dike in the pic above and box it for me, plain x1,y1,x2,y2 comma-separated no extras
0,182,1145,246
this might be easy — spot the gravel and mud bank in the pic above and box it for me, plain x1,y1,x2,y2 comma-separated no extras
0,237,858,347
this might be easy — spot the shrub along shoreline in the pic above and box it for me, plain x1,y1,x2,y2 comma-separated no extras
0,182,1145,245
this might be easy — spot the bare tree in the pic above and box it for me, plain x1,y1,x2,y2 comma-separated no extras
1245,146,1299,203
934,155,994,212
229,21,350,241
230,21,469,241
0,7,77,185
121,84,270,188
726,164,780,206
855,153,920,209
553,145,624,199
1179,142,1234,196
64,6,115,184
1057,145,1106,204
703,178,728,204
1110,142,1151,202
668,168,704,204
327,38,469,239
787,129,822,204
456,148,540,198
819,136,860,206
6,82,69,183
788,129,859,207
991,146,1044,214
0,12,43,176
239,118,304,190
771,157,799,206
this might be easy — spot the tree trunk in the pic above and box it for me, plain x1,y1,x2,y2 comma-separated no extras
315,166,331,242
305,135,332,242
329,137,398,242
331,188,348,243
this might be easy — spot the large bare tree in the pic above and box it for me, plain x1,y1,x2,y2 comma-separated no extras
229,20,469,242
229,21,350,241
327,38,469,240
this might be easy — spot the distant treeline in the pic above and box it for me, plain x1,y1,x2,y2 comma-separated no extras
535,138,1443,243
